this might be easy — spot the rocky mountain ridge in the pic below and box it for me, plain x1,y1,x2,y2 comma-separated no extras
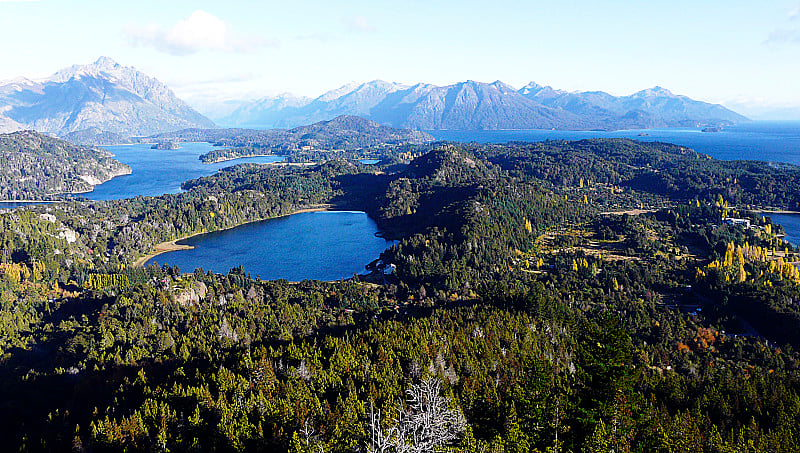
0,57,215,137
213,79,747,131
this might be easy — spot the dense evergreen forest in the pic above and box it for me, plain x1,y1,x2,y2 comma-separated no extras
2,138,800,452
0,130,131,200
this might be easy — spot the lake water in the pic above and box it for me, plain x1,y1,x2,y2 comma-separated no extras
86,142,285,200
146,211,395,281
767,213,800,248
429,121,800,165
39,122,800,202
0,201,56,209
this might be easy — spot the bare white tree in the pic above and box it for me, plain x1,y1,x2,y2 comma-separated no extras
301,418,316,447
367,404,394,453
367,378,466,453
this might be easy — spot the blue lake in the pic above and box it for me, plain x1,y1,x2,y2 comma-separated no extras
767,213,800,248
429,121,800,165
146,211,395,281
0,201,56,209
86,142,285,200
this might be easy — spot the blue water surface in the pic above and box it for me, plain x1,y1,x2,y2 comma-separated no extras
429,121,800,165
86,142,285,200
146,211,395,281
768,213,800,248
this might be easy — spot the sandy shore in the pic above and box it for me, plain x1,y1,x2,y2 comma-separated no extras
202,154,277,164
600,209,658,215
132,204,332,267
132,240,195,267
264,162,316,167
202,157,315,166
757,210,800,214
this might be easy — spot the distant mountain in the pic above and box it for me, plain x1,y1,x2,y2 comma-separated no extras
519,84,748,129
218,93,311,128
213,80,747,131
0,130,130,200
0,57,216,137
220,80,585,130
0,113,25,134
277,81,410,127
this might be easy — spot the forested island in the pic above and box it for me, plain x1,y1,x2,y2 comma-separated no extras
2,138,800,451
147,115,433,149
0,130,131,200
151,141,181,150
193,116,434,164
199,146,277,163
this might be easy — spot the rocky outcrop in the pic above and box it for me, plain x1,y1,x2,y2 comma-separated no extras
174,281,208,306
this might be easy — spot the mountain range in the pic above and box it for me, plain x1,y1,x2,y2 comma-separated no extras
0,57,748,137
213,80,748,131
0,57,214,137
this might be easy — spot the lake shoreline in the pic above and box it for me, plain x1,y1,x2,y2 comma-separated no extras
0,168,133,204
201,153,277,164
133,204,333,267
758,210,800,215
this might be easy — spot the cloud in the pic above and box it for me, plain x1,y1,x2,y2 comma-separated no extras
790,4,800,20
345,16,376,33
125,10,274,56
764,6,800,45
765,28,800,45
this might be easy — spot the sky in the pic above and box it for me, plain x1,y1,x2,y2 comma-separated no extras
1,0,799,119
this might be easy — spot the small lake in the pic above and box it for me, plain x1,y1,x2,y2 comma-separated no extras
87,142,285,200
146,211,395,281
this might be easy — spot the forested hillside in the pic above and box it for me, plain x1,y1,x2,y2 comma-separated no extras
0,130,130,200
1,139,800,451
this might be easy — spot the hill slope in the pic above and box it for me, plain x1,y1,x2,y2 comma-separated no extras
0,130,131,200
